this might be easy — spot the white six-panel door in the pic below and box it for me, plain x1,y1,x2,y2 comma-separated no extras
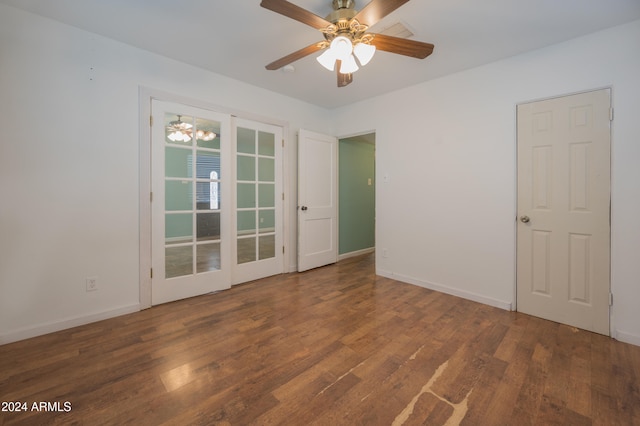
516,89,611,335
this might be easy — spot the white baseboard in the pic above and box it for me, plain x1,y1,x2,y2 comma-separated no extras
338,247,375,261
0,304,140,345
288,247,375,272
614,329,640,347
376,268,512,311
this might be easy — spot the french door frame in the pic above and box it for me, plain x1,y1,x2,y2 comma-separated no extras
138,87,290,309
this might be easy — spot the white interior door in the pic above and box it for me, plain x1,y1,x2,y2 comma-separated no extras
151,100,231,305
298,129,338,272
232,118,284,284
516,89,611,335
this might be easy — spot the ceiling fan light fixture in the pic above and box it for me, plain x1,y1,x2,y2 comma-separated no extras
340,54,359,74
330,35,353,61
317,48,337,71
168,130,191,143
167,115,216,143
196,129,217,142
167,116,193,142
354,42,376,66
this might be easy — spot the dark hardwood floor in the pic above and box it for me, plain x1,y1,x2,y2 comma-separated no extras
1,254,639,425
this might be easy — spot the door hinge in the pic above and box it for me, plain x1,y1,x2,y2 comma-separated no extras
282,139,285,147
282,192,285,201
150,268,153,279
282,246,285,254
609,293,613,306
609,108,614,121
150,115,153,126
150,192,153,202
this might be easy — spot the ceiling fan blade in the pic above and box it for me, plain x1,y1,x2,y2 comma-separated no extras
336,61,353,87
260,0,331,30
266,42,324,70
352,0,410,27
370,33,434,59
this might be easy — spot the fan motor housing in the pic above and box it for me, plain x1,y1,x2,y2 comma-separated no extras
327,0,357,24
332,0,355,10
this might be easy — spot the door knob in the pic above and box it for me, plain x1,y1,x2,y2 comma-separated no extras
520,215,530,223
301,206,308,211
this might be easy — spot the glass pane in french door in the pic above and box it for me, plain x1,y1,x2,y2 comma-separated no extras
164,112,222,278
236,128,276,264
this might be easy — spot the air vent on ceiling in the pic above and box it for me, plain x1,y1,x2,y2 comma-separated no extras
379,22,414,39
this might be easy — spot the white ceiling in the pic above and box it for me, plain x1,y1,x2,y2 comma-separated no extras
2,0,640,108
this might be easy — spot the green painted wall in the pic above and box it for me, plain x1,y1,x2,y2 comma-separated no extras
339,135,375,255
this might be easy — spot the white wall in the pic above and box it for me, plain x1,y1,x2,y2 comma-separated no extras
332,19,640,345
0,4,332,343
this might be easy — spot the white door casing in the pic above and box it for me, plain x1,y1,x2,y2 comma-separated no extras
516,89,611,335
297,129,338,272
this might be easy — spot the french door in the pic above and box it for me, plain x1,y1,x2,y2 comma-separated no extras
151,101,231,304
232,118,284,284
150,100,284,305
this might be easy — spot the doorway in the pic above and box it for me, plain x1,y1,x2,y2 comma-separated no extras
338,133,376,259
296,130,376,271
516,89,611,335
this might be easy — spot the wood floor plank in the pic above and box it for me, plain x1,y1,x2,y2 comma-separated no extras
1,253,639,425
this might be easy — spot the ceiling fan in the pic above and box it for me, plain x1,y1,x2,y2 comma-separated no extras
261,0,434,87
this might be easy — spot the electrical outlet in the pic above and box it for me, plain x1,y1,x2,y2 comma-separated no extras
86,276,98,292
382,248,388,258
